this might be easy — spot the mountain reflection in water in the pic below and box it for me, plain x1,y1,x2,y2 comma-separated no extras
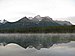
0,33,75,50
0,41,75,56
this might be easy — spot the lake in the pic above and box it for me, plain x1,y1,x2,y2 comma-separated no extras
0,33,75,56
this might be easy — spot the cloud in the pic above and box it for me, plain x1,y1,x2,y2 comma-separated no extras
0,0,75,24
15,12,36,16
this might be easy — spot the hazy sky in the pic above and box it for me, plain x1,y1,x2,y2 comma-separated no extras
0,0,75,24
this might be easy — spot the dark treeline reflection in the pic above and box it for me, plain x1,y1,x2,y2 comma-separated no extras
0,34,75,50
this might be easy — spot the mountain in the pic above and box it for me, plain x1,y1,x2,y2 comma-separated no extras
17,16,30,22
38,16,60,27
34,15,43,21
32,17,39,22
41,16,53,21
0,19,8,24
55,21,72,26
9,16,38,28
0,15,72,30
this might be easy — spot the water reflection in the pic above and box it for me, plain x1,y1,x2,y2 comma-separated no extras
0,33,75,56
0,41,75,56
0,33,75,50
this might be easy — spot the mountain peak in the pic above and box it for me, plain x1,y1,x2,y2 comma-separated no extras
45,16,53,20
34,15,41,18
41,16,53,22
1,19,8,24
34,15,43,21
18,16,30,22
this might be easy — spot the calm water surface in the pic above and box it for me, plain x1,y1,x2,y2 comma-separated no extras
0,33,75,56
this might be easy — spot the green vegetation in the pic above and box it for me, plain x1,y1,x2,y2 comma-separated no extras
0,25,75,33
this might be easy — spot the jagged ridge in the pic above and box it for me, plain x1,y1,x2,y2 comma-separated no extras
0,15,72,29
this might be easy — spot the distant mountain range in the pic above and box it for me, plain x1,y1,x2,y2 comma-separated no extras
0,15,72,29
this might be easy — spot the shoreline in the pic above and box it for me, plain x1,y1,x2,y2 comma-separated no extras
0,33,75,34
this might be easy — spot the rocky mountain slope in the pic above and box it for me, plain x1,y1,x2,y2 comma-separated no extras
0,15,72,29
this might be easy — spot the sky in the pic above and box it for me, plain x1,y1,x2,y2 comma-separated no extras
0,0,75,24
